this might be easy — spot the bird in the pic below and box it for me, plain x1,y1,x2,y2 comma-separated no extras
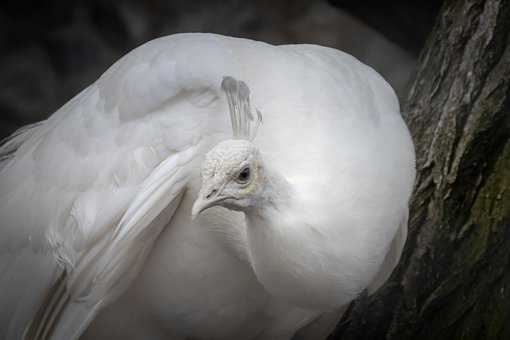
0,33,415,340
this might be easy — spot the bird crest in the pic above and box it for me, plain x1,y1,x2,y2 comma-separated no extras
221,76,262,141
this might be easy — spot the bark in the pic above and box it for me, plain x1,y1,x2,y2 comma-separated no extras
329,0,510,339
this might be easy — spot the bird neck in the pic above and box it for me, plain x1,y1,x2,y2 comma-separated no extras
243,165,352,310
249,163,293,214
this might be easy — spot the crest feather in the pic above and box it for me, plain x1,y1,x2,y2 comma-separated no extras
221,76,262,141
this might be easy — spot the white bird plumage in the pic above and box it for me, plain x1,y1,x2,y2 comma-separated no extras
0,33,415,340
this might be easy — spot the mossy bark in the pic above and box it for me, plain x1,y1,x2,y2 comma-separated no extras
329,0,510,339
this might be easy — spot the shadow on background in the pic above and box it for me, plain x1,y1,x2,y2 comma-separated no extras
0,0,441,139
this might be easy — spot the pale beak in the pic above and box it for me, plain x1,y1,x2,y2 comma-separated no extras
191,184,225,220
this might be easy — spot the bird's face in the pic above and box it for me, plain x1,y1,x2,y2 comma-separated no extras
192,139,261,219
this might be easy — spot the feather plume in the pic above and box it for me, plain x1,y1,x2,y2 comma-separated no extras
221,76,262,141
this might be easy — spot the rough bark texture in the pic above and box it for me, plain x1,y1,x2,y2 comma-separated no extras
329,0,510,339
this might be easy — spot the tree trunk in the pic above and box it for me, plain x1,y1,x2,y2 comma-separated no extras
329,0,510,339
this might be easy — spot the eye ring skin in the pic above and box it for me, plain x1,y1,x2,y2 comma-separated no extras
235,166,251,185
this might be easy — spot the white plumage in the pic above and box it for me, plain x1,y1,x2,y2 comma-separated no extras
0,33,415,340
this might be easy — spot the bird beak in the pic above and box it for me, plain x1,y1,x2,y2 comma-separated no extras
191,184,224,220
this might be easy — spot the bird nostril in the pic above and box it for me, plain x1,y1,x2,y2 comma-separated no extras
206,189,217,199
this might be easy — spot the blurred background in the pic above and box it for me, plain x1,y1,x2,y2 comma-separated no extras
0,0,442,139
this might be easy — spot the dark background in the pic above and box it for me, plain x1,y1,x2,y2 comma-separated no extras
0,0,442,139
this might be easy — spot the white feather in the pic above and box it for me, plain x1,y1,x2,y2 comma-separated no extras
0,33,414,340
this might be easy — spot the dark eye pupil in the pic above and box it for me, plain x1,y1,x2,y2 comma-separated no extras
239,168,250,182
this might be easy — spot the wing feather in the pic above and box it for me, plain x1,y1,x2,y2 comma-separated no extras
25,148,195,340
0,33,249,339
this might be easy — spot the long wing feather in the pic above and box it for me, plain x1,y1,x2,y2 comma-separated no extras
0,33,252,339
24,148,195,340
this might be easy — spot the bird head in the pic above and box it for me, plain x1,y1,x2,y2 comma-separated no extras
192,76,263,219
192,139,262,218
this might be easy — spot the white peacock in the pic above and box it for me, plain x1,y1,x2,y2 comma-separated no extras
0,33,415,340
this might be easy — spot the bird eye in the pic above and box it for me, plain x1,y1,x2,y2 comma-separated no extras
236,167,251,184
